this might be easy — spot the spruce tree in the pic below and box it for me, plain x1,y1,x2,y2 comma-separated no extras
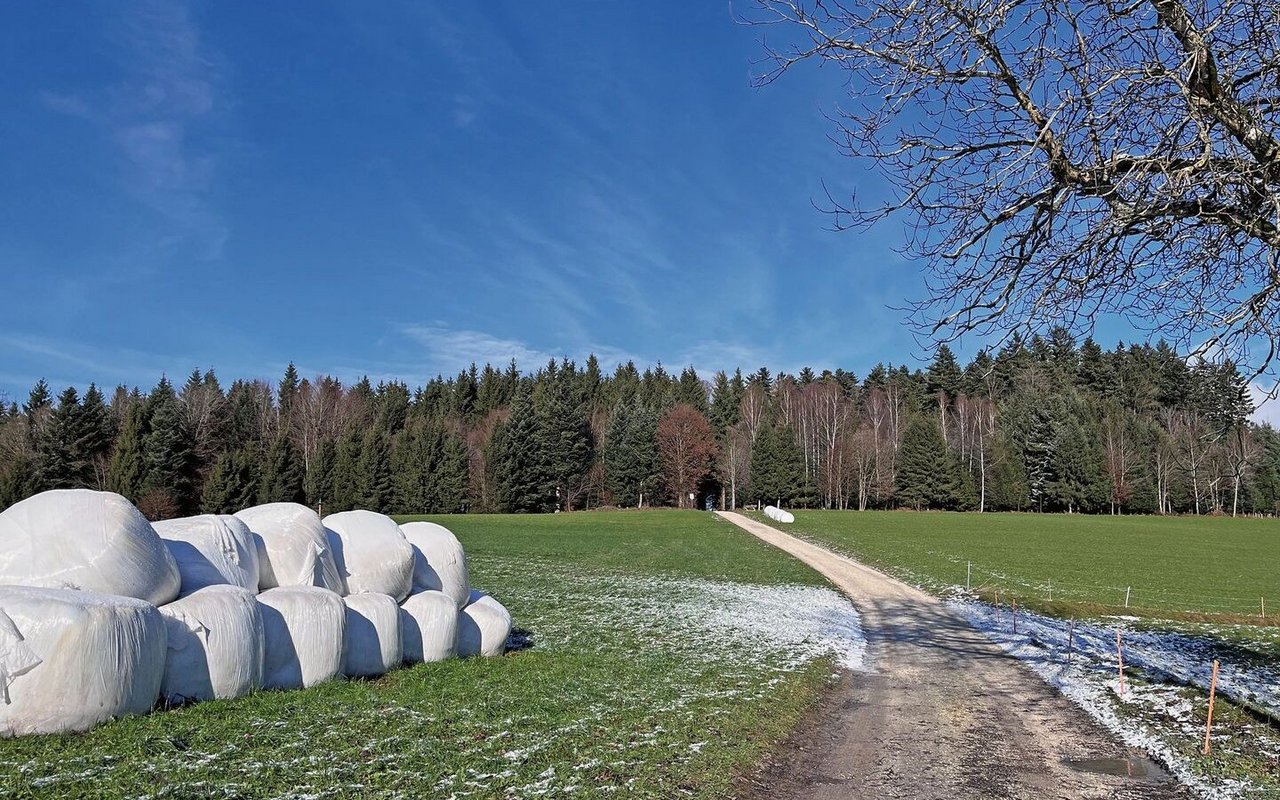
34,387,86,490
495,388,552,512
355,429,393,512
604,399,659,507
259,436,305,504
106,403,148,501
895,417,966,510
327,429,364,513
201,447,259,513
537,373,593,510
304,438,337,509
141,379,195,515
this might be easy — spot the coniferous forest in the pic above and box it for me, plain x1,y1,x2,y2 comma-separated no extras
2,330,1277,519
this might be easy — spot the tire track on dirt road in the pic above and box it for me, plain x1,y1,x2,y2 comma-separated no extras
717,511,1188,800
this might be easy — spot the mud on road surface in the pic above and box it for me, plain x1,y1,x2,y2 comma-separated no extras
718,511,1189,800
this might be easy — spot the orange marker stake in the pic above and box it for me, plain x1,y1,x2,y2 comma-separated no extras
1116,630,1126,696
1203,660,1220,755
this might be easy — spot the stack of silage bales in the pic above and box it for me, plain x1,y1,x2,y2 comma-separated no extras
763,505,796,524
0,489,513,737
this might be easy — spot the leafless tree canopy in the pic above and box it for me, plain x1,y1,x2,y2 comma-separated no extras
751,0,1280,376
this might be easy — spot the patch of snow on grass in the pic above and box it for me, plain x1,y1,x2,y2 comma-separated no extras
947,599,1263,800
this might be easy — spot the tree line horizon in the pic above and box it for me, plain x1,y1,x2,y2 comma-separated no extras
1,329,1275,519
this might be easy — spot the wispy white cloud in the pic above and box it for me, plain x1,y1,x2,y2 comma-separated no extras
1250,383,1280,427
39,0,229,260
396,323,778,380
0,333,203,395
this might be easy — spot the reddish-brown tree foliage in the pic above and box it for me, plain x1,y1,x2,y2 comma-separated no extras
656,404,718,509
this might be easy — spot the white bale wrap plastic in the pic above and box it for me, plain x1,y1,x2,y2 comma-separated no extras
341,593,402,677
322,511,414,602
235,503,344,593
155,514,260,596
400,521,471,609
257,586,345,690
457,590,511,658
399,590,458,663
0,586,166,736
764,505,796,524
158,585,264,704
0,489,180,606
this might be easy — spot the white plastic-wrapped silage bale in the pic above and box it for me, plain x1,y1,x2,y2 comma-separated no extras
341,593,402,677
322,511,414,601
158,585,264,704
235,503,344,593
400,521,471,609
457,590,512,658
0,586,166,736
257,586,345,690
0,489,180,606
764,505,795,524
155,514,260,597
399,589,458,663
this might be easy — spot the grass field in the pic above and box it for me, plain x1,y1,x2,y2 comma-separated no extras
0,511,845,800
768,510,1280,623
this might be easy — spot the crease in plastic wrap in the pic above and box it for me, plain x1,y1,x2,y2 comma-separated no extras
399,589,458,663
0,489,180,606
235,503,344,593
0,586,166,736
323,511,415,601
155,514,260,596
257,586,345,689
400,521,471,609
457,590,511,658
341,592,402,677
158,585,264,704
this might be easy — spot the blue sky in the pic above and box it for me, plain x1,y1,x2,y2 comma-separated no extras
9,2,1264,417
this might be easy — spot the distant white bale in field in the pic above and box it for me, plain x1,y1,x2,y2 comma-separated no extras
400,521,471,609
257,586,345,689
341,592,402,678
0,586,166,736
0,489,180,606
155,514,260,596
399,590,458,663
235,503,344,593
764,505,795,524
158,585,264,704
322,511,415,602
457,590,511,658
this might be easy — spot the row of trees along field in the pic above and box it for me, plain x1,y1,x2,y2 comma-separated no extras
2,331,1277,518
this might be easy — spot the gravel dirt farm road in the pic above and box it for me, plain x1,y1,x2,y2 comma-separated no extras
717,511,1189,800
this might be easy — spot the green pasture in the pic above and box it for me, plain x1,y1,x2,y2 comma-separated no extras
0,510,831,800
775,511,1280,621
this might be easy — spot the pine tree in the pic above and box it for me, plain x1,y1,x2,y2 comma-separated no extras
436,433,470,512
